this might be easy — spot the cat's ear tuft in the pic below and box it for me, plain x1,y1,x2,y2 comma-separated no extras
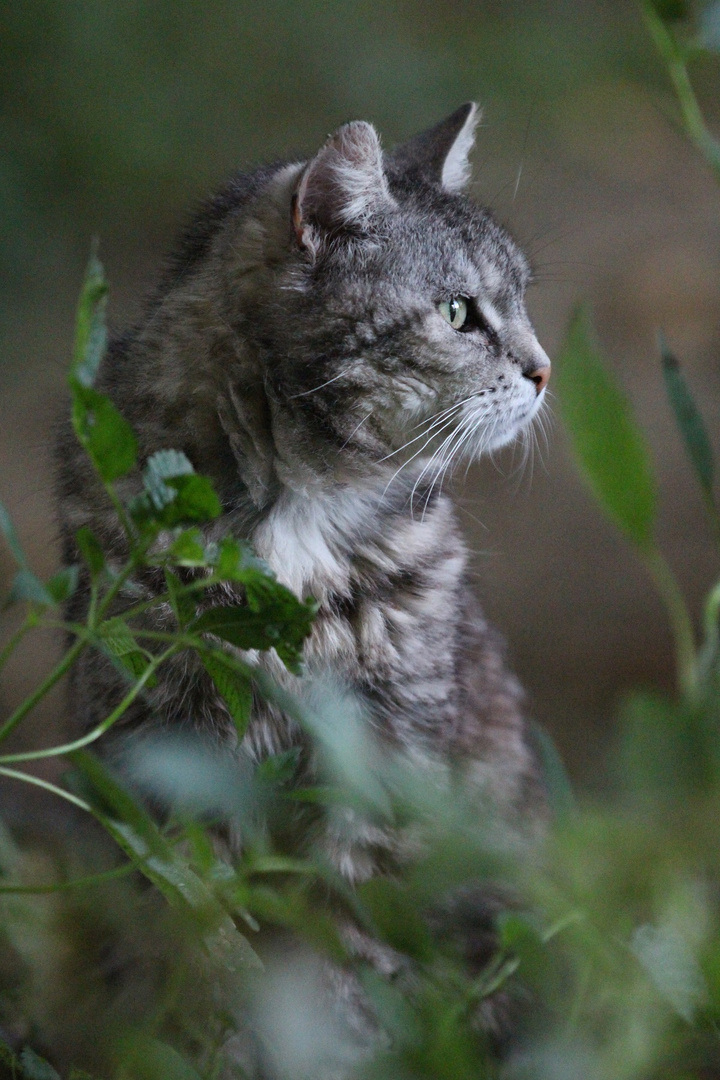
293,121,396,252
387,102,481,194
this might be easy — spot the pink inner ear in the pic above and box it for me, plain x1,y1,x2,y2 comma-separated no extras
292,121,396,246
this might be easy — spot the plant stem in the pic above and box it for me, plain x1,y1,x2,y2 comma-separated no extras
0,632,90,744
643,546,696,697
642,2,720,183
0,644,178,764
0,614,36,671
0,766,91,812
0,863,135,894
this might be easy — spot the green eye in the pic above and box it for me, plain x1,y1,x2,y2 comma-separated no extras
438,297,468,330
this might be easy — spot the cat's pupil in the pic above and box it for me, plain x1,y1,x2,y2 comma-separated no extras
439,296,468,330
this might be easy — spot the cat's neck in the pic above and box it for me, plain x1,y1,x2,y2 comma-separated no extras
251,470,453,597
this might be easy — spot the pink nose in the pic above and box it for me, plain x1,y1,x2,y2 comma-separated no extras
527,364,551,395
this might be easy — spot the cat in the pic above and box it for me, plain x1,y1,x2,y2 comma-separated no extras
54,102,551,1070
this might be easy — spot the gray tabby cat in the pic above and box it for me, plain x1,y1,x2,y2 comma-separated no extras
55,102,550,1063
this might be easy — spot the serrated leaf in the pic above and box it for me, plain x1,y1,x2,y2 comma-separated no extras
557,305,657,550
76,526,105,575
0,495,28,568
45,564,79,604
71,247,108,389
199,648,254,738
71,383,138,482
191,598,315,672
132,452,222,527
97,616,156,686
142,449,195,512
661,338,715,502
97,616,139,657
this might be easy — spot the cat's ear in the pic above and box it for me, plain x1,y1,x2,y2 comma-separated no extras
292,121,396,252
387,102,480,194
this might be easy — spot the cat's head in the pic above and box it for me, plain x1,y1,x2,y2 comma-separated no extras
222,104,549,497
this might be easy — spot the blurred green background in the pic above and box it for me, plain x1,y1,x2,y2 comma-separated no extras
1,0,719,788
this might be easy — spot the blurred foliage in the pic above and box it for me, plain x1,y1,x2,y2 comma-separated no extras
0,0,677,320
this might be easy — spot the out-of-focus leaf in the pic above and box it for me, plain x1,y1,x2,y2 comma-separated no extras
699,1,720,51
199,647,254,738
164,568,197,627
661,338,715,502
76,526,106,575
68,749,262,971
0,496,28,568
8,569,54,607
119,1035,204,1080
167,527,207,566
358,878,433,962
256,746,302,787
529,721,575,819
19,1048,61,1080
557,305,657,550
71,247,108,389
71,383,138,482
45,565,79,604
618,691,720,802
498,913,550,992
647,0,689,20
631,923,706,1022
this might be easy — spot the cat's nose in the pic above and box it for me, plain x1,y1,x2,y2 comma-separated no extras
527,363,551,395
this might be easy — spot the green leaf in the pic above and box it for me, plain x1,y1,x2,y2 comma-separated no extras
131,451,222,527
142,449,195,511
660,337,715,502
256,746,302,787
9,569,54,607
71,383,138,482
699,1,720,51
119,1035,204,1080
0,495,28,568
164,568,197,627
631,923,706,1022
358,878,433,962
45,564,79,604
191,598,315,672
166,527,207,566
646,0,689,21
19,1048,61,1080
557,305,657,550
76,526,106,575
71,246,108,389
96,617,156,686
69,750,262,971
199,648,254,738
528,720,574,819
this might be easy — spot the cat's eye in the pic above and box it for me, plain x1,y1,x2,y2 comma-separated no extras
438,297,468,330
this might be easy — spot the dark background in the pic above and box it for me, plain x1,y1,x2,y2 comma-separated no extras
1,0,718,789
